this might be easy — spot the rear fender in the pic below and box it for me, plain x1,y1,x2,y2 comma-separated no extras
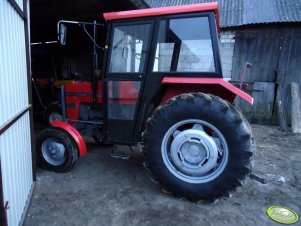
51,120,87,157
161,78,253,105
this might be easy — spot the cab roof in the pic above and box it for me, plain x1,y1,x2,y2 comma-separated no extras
103,2,220,31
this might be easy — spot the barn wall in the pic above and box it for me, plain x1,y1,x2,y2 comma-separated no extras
231,25,301,124
0,0,34,226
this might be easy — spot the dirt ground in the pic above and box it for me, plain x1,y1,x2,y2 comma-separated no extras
24,124,301,226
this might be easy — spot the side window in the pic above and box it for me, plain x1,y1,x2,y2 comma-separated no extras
108,81,141,120
153,17,215,72
109,24,151,73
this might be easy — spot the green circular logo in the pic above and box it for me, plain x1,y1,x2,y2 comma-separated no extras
267,206,299,224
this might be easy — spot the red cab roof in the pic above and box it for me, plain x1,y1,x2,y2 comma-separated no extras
103,2,220,30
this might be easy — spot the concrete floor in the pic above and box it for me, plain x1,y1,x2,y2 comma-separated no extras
24,125,301,226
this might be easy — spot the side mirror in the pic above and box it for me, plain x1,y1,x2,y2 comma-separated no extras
59,23,67,45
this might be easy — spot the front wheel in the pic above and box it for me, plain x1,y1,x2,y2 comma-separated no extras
143,93,254,201
36,127,79,172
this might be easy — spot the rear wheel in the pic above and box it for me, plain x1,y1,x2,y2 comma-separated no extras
36,127,78,172
143,93,254,201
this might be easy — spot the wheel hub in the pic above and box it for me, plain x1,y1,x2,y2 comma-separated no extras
170,129,218,176
162,119,229,184
180,142,207,164
41,138,66,166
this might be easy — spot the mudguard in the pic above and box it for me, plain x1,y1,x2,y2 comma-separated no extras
51,120,87,157
161,77,253,105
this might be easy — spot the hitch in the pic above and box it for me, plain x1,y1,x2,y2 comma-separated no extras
249,173,268,184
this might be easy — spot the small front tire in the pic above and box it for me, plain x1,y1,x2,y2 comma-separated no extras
36,127,79,172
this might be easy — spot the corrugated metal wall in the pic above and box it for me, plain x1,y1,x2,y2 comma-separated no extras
0,114,33,226
145,0,301,28
0,0,34,225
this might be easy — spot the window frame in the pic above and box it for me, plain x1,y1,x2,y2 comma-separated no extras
149,12,222,77
105,20,154,80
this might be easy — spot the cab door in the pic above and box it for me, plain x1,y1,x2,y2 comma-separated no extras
103,21,153,143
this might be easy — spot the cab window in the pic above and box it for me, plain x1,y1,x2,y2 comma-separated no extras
109,24,151,73
153,16,215,72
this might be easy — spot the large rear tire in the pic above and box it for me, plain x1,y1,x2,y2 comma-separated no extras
36,127,79,172
143,93,254,201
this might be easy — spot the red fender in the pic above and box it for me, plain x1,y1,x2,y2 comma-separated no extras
51,120,87,157
161,77,253,105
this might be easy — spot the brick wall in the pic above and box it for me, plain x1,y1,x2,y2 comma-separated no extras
219,30,236,80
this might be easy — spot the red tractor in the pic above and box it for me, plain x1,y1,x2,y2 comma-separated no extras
36,2,254,201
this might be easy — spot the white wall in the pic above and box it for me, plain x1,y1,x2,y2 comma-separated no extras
219,30,236,80
0,0,34,225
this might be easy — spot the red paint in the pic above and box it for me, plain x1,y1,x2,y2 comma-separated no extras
65,96,81,122
65,81,103,103
108,81,139,104
103,3,220,32
51,120,87,157
118,81,139,105
161,77,253,105
65,81,103,121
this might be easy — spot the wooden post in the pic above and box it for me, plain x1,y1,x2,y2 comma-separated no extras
277,99,287,131
276,86,287,131
291,82,301,133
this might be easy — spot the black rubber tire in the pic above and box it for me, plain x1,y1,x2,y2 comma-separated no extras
142,93,254,201
36,127,79,172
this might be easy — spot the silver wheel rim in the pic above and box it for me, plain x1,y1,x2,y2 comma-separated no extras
49,112,63,123
41,138,66,166
161,119,229,184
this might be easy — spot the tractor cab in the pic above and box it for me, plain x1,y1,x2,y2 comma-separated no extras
103,4,223,144
36,3,254,202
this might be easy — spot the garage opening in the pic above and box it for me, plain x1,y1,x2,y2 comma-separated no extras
30,0,148,126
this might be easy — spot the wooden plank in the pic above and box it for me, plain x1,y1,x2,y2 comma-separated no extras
252,82,275,121
291,82,301,133
232,29,282,83
275,83,288,131
279,32,301,124
231,27,301,124
235,82,275,123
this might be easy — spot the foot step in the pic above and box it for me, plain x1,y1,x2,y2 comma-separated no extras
111,145,132,160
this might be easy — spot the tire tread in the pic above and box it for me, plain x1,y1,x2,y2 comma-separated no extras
143,92,255,201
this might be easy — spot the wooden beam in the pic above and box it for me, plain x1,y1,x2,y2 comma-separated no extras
0,105,31,136
291,82,301,133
